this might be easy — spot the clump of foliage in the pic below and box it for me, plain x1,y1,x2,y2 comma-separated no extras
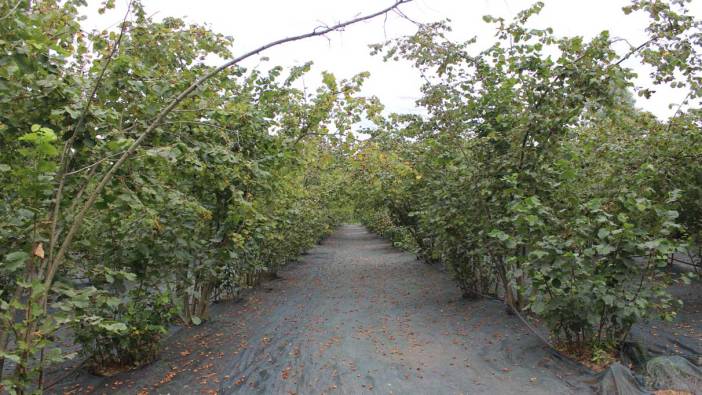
72,290,176,375
353,0,701,360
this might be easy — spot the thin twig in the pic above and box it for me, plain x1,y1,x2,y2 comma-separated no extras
64,150,127,176
394,8,422,26
615,38,655,66
666,91,692,134
67,165,97,214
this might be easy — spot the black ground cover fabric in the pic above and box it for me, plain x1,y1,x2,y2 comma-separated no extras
50,225,594,394
48,225,700,394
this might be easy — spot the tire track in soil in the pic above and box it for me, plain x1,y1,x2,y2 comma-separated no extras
52,225,594,394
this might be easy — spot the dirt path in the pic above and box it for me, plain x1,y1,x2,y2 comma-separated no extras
54,225,593,394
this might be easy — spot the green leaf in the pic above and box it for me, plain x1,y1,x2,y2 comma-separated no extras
531,300,545,314
596,244,615,255
2,251,29,272
101,322,128,332
123,272,137,282
530,250,548,259
17,208,34,219
642,239,662,250
488,229,509,241
19,132,39,143
37,142,59,157
597,228,610,240
5,251,29,263
105,297,121,308
664,210,679,220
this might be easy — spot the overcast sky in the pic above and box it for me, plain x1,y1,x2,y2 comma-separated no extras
81,0,702,121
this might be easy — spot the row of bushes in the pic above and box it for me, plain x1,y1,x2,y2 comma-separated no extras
352,1,701,361
0,1,360,391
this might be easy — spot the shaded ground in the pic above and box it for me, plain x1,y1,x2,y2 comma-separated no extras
52,225,601,394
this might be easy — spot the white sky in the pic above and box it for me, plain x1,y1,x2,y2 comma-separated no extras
81,0,702,121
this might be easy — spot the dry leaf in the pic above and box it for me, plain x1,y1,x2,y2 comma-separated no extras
33,242,44,259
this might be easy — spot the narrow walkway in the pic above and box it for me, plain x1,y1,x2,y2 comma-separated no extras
55,225,592,394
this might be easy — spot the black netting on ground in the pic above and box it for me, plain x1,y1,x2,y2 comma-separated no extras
597,363,650,395
645,356,702,394
598,268,701,395
597,356,702,395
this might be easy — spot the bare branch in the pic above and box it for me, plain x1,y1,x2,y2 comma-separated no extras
393,8,422,26
615,38,655,66
610,37,636,48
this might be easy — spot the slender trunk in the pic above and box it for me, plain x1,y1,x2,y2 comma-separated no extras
182,293,191,324
196,283,211,320
595,305,608,344
494,256,517,313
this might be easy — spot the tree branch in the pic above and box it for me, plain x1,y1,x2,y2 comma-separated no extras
615,38,655,66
